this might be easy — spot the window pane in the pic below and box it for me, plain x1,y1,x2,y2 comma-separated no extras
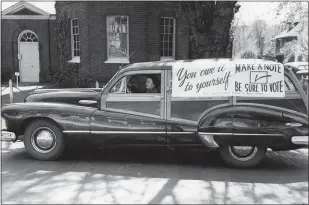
110,77,126,94
168,49,172,56
164,26,169,33
169,26,173,33
160,25,164,34
284,76,295,91
164,42,169,50
107,16,129,58
160,18,164,25
168,34,172,42
169,42,173,49
160,49,163,56
164,49,168,56
160,34,164,41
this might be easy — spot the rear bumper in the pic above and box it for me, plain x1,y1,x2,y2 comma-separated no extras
1,131,17,142
291,136,308,145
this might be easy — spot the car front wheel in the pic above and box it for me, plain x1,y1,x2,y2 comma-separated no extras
219,146,266,168
24,120,65,160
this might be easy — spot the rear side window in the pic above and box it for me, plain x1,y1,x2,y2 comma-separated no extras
284,75,296,92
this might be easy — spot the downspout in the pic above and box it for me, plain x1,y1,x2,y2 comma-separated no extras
48,15,52,78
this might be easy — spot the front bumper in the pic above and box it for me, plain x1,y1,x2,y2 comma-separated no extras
1,131,17,142
291,136,308,145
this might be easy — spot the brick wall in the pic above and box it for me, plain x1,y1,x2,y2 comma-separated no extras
56,1,189,84
1,19,57,82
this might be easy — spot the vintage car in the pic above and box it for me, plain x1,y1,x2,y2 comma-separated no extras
1,59,308,168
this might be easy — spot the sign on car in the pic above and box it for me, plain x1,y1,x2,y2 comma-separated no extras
172,59,285,98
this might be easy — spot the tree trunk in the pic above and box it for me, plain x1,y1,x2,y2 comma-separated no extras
182,1,238,59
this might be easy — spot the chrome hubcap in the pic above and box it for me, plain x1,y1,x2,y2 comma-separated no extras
229,146,258,161
31,127,56,153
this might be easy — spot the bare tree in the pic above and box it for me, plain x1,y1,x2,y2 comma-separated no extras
248,20,267,49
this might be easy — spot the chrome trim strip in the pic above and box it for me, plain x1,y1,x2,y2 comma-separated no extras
171,97,230,101
167,132,195,134
233,133,285,136
107,95,161,102
235,103,308,118
101,108,162,119
198,132,285,136
63,130,91,134
291,136,308,145
91,131,166,134
199,132,233,135
64,130,196,135
169,118,198,126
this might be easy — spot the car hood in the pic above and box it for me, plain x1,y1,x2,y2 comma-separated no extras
25,88,102,107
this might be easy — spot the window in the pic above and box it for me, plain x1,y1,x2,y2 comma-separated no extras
284,75,296,91
106,16,129,63
70,18,80,63
110,74,161,94
20,32,38,42
160,17,175,61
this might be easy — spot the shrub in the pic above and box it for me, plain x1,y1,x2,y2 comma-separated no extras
52,13,92,88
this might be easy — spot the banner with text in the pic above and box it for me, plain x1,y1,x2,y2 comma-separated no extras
172,59,285,98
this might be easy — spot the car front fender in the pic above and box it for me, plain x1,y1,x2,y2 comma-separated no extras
1,102,97,136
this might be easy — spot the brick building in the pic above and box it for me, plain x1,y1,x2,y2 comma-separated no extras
55,1,190,83
2,1,191,84
1,1,58,83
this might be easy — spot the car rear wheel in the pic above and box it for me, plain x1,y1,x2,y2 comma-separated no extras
24,120,65,160
219,145,266,168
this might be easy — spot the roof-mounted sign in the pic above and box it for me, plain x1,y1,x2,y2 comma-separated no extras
172,59,285,98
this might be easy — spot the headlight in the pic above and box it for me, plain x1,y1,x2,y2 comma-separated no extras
1,117,7,130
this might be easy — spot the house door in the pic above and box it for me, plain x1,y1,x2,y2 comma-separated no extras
19,31,40,83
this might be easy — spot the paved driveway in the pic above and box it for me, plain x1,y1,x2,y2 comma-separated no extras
1,142,308,204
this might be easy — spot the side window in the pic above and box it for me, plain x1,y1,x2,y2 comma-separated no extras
110,74,161,94
284,75,296,92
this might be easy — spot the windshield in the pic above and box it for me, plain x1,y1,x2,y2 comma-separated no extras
101,69,122,91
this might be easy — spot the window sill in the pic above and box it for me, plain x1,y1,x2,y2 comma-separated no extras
105,58,130,64
160,57,175,61
68,57,80,63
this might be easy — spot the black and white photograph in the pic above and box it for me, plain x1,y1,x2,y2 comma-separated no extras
0,0,308,204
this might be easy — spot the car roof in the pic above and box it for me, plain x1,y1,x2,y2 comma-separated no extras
119,58,284,74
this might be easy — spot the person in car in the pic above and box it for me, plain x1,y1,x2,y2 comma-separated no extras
146,75,160,93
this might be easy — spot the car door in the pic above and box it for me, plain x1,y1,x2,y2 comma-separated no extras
165,69,233,145
90,69,167,145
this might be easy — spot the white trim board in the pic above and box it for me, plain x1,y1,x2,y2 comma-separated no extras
2,1,50,16
2,15,56,20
